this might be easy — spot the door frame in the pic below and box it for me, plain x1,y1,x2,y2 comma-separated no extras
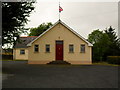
55,40,64,61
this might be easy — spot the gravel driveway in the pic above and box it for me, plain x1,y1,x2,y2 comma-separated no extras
2,61,119,88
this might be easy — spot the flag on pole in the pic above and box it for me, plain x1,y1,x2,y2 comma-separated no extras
59,6,63,12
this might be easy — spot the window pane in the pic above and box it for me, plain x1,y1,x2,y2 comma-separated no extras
20,50,25,54
56,41,63,44
46,44,50,52
81,44,85,53
34,45,39,52
69,44,74,52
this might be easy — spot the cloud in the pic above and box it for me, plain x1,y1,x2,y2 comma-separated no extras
25,1,118,38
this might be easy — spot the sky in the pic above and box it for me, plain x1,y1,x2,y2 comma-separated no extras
24,0,119,39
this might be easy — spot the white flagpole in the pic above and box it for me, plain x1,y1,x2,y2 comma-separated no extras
59,1,60,20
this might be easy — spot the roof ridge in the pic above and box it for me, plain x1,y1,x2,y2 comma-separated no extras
27,20,93,47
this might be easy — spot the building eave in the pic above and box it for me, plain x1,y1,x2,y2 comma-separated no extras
27,20,60,46
27,20,93,47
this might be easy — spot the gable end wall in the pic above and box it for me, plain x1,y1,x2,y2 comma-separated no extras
28,23,92,64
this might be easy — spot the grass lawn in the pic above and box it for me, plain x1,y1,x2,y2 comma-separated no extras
93,61,119,66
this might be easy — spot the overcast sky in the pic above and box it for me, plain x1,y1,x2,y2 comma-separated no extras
25,0,118,39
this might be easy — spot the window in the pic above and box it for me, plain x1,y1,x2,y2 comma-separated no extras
46,44,50,52
56,41,63,44
34,45,39,52
20,50,25,54
69,44,74,53
80,44,85,53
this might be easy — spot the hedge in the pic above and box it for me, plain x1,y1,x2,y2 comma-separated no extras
107,56,120,65
2,54,13,60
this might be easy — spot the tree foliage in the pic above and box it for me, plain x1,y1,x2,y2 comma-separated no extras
88,30,103,44
88,26,120,62
105,26,120,56
29,22,53,36
2,2,35,46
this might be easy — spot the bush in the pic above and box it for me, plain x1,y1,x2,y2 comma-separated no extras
2,54,13,60
107,56,120,65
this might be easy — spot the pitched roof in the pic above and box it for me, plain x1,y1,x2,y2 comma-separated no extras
27,20,93,47
14,36,38,48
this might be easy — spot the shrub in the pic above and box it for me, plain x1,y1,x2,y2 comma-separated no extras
107,56,120,65
2,54,13,60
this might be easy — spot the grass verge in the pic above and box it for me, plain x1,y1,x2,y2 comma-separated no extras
93,62,119,66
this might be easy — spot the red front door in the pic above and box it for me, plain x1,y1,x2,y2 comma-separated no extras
56,41,63,60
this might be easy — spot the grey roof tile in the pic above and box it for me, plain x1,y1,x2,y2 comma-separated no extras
14,36,38,48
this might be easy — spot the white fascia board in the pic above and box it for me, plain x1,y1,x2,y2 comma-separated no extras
27,20,60,46
27,20,93,47
60,21,93,47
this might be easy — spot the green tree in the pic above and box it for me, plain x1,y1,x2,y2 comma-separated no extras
2,2,35,46
88,26,120,62
88,29,103,44
88,30,110,62
104,26,120,56
29,22,53,36
95,33,110,61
